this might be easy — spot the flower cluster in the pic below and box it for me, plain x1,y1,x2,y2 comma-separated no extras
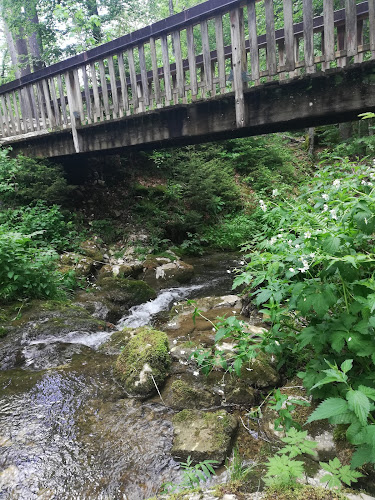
259,199,267,212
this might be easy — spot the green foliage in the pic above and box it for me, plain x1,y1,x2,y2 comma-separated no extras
0,230,75,302
202,213,258,251
319,457,363,489
268,389,310,432
162,456,217,493
0,149,73,207
225,446,253,482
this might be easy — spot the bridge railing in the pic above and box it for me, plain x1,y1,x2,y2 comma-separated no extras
0,0,373,151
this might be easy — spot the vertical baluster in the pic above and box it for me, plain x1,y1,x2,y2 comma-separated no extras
107,55,119,118
248,0,259,84
161,35,172,104
90,62,103,121
201,20,213,93
149,38,161,107
137,81,145,112
215,16,226,94
49,77,61,127
369,0,375,59
127,48,139,111
65,71,81,153
323,0,334,70
11,92,21,134
173,31,184,99
4,94,15,135
303,0,315,73
56,75,68,126
138,44,150,108
354,20,363,63
20,87,34,132
337,25,347,67
98,60,110,119
35,82,47,130
73,68,85,124
82,65,92,124
230,7,246,128
211,60,217,95
0,99,6,137
265,0,277,78
171,74,178,104
29,85,40,131
42,80,56,129
186,26,198,101
278,41,286,80
117,52,130,116
283,0,295,72
345,0,357,58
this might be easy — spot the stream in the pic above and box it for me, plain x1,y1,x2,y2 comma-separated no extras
0,253,243,500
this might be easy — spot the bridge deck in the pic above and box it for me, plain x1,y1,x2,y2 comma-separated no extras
1,0,375,157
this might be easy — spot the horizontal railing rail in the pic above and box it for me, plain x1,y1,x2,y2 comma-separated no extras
0,0,373,152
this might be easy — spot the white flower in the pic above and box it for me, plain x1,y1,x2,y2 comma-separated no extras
304,231,311,239
368,181,373,187
259,199,267,212
330,209,338,220
193,371,199,376
365,218,368,225
270,237,277,245
333,179,340,187
362,179,367,185
310,252,316,258
289,268,295,273
277,234,283,239
272,189,278,197
288,239,293,246
348,337,352,342
322,193,329,201
371,172,375,180
295,244,300,249
323,204,328,212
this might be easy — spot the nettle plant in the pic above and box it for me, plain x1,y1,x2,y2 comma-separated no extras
193,157,375,467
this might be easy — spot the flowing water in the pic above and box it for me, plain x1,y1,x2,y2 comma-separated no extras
0,253,242,499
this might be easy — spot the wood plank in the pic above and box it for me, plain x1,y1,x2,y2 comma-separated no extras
323,0,335,63
345,0,357,57
28,85,40,131
98,59,110,119
65,71,80,152
49,77,61,127
337,24,347,67
35,82,47,130
282,0,295,71
138,44,150,106
247,0,259,83
149,37,161,106
355,19,364,63
186,26,198,99
201,20,213,91
127,48,139,111
173,31,184,98
0,98,6,137
56,74,68,126
108,55,120,117
11,91,21,134
117,52,130,115
4,93,15,135
303,0,315,73
161,35,172,103
73,68,85,123
265,0,277,76
89,62,102,121
278,40,285,80
215,15,226,93
369,0,375,58
230,8,245,127
42,79,56,129
81,65,92,123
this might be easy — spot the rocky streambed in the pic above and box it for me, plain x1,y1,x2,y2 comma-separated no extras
0,250,374,500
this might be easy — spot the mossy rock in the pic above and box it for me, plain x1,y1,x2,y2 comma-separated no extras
98,328,133,355
239,353,280,388
79,239,104,262
171,409,238,464
59,252,94,277
262,484,349,500
115,327,171,397
163,378,219,410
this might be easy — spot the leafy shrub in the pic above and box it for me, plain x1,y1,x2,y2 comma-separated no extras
203,213,258,250
0,202,79,251
0,149,74,207
0,230,73,302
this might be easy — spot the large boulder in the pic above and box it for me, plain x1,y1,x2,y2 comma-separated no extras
143,256,194,289
79,239,104,262
172,409,238,464
115,327,171,397
239,353,280,388
76,277,156,323
59,252,94,277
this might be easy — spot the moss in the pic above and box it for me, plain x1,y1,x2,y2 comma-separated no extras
169,379,215,410
115,327,171,397
98,277,156,304
262,484,349,500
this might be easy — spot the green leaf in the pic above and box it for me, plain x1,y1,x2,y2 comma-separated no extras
323,236,341,254
346,390,370,426
307,398,349,423
340,359,353,373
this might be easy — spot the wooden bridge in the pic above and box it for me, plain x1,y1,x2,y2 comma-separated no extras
1,0,375,158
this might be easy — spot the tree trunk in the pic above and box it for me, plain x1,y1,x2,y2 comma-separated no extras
86,0,102,44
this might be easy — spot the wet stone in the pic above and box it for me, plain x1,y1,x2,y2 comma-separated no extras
171,409,238,464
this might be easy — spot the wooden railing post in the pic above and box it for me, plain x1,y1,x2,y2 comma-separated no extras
230,7,246,128
65,71,81,153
